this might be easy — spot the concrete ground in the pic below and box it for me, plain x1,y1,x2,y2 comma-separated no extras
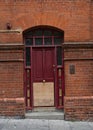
0,119,93,130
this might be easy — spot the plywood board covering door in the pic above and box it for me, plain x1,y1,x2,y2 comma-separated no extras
33,82,54,106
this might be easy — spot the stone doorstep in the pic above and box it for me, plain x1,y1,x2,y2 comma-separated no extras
25,112,64,120
25,107,64,120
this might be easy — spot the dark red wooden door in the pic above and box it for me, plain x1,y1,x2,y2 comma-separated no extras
32,47,55,107
32,48,55,82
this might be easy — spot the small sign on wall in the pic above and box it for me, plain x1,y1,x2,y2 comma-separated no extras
69,65,75,74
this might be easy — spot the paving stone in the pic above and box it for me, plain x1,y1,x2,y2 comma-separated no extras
49,120,70,130
26,119,49,130
68,122,93,130
0,119,9,130
88,122,93,129
0,119,93,130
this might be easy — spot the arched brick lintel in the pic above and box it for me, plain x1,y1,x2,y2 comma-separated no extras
14,12,65,33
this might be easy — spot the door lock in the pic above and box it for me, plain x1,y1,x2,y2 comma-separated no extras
43,80,46,83
53,64,55,67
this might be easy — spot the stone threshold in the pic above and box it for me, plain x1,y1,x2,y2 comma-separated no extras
25,107,64,120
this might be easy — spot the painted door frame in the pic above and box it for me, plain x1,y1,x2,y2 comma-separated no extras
24,27,64,110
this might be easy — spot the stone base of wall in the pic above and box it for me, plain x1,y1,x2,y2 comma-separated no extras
0,98,25,118
64,96,93,121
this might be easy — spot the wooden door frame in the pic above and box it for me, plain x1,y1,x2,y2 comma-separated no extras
23,26,64,110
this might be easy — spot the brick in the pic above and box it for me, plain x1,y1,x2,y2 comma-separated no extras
0,0,92,43
0,98,25,117
64,96,93,121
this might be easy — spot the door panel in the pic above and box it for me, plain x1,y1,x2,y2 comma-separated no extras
33,49,43,82
32,48,55,107
33,82,54,106
44,48,54,81
32,48,54,82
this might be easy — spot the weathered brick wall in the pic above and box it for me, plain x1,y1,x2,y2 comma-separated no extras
64,96,93,121
0,47,24,98
63,43,93,121
91,0,93,41
0,98,25,117
0,45,24,117
0,32,22,44
0,0,92,43
64,47,93,97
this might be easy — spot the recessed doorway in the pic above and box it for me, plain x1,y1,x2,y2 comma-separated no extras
24,26,64,110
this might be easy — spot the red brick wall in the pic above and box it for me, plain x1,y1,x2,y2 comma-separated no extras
0,33,22,43
91,0,93,41
64,96,93,121
0,45,24,117
0,0,92,43
64,48,93,97
0,49,23,98
0,62,23,98
64,43,93,121
0,98,25,117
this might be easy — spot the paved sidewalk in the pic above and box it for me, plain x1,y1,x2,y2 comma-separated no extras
0,119,93,130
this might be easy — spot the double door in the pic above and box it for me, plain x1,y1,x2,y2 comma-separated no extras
32,48,55,106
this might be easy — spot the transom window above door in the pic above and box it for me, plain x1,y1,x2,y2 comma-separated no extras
24,27,64,46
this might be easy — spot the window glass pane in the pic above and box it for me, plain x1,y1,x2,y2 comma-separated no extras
44,38,52,45
34,29,43,36
26,47,31,66
57,47,62,65
35,38,43,45
44,30,52,36
54,31,62,36
54,38,62,45
26,31,33,36
25,38,33,46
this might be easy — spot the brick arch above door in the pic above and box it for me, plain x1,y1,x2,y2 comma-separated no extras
13,12,66,34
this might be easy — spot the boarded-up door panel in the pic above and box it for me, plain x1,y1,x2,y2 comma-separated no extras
33,82,54,106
